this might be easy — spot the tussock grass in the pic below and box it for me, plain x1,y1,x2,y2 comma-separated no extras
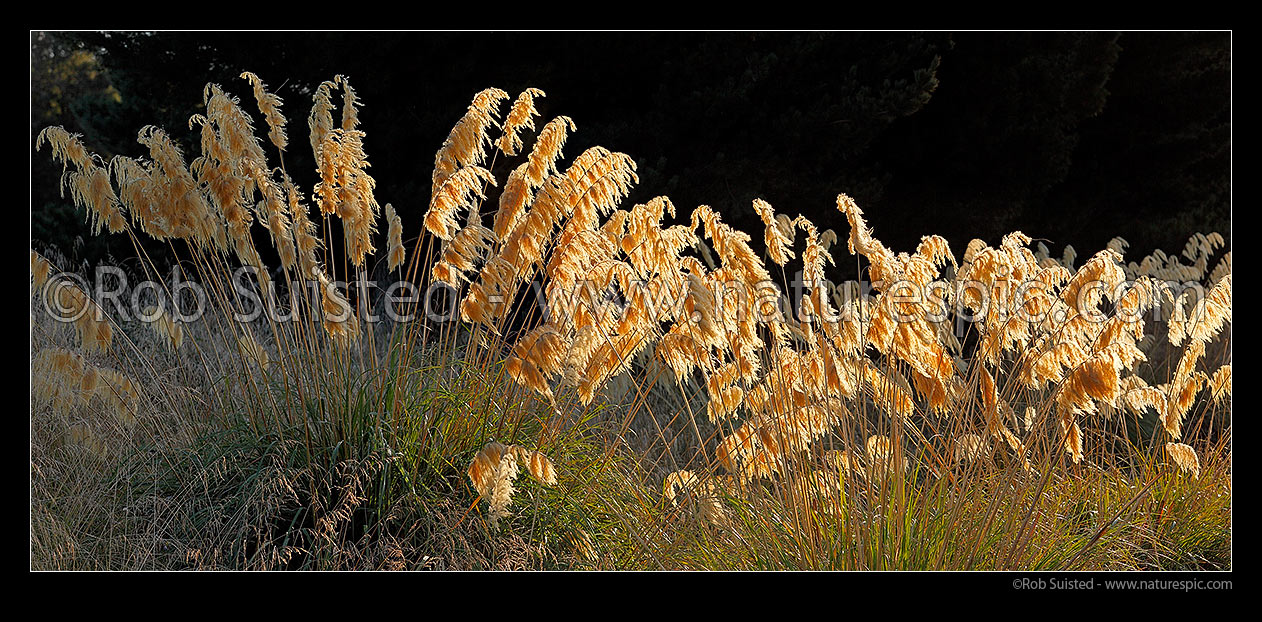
31,73,1229,570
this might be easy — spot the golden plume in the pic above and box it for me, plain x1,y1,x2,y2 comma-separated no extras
524,116,577,186
1164,442,1201,478
497,88,545,156
752,199,795,265
1210,365,1231,403
35,127,127,234
433,88,509,194
467,442,556,529
240,71,288,151
386,203,406,271
424,166,496,241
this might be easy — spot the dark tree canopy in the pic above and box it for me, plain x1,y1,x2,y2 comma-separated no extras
30,31,1230,275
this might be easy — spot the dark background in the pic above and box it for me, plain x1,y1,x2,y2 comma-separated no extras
30,31,1230,278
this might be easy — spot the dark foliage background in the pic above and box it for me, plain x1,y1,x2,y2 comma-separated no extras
30,31,1230,278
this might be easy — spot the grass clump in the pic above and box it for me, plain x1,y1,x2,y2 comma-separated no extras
31,72,1229,570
